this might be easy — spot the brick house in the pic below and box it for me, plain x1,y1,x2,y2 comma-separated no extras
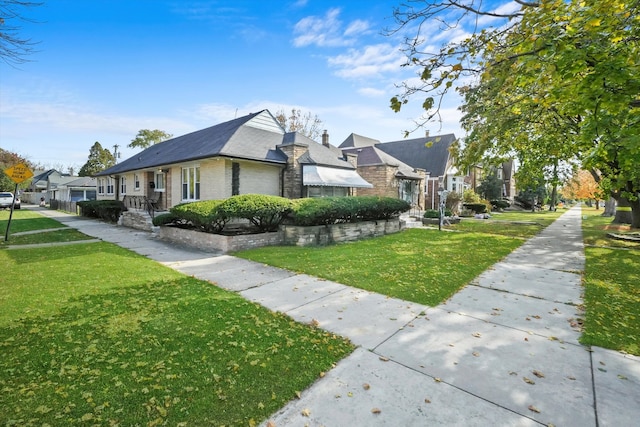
340,133,467,210
339,133,426,209
94,110,371,210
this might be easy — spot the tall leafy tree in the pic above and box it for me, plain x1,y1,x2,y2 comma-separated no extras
78,142,115,177
389,0,640,227
274,108,324,141
0,148,31,191
128,129,173,149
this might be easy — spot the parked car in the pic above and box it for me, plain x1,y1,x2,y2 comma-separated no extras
0,192,20,209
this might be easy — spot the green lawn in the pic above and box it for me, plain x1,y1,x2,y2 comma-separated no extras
0,212,353,426
580,206,640,354
236,227,525,307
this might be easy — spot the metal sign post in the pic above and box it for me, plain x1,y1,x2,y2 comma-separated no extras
2,162,34,242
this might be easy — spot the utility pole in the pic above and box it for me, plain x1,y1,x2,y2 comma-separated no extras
113,144,121,163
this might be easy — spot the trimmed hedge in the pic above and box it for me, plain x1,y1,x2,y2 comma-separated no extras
289,196,410,226
463,203,488,214
491,199,511,210
217,194,293,232
77,200,124,223
168,200,227,233
154,195,410,234
424,208,453,218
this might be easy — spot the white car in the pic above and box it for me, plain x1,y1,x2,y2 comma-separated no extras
0,192,20,209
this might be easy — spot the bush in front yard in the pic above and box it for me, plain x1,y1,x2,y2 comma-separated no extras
424,208,453,218
463,202,488,214
77,200,124,223
217,194,293,232
290,196,410,226
169,200,227,232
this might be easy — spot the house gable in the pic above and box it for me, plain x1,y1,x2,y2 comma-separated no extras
375,134,457,177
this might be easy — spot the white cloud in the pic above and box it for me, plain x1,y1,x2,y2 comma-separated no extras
293,8,344,47
358,87,387,97
328,43,404,79
293,8,373,48
344,19,370,37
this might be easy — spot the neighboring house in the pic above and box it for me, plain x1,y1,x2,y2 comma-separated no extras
53,176,97,202
339,133,426,209
95,110,371,210
467,160,517,201
340,133,467,210
25,169,72,204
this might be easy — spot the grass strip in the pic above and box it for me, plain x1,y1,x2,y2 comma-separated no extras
580,207,640,355
236,228,524,306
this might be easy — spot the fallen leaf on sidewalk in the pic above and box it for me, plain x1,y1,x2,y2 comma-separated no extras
424,398,431,404
472,332,481,338
523,377,535,385
472,352,480,357
379,356,389,362
371,408,381,414
532,370,545,378
528,405,540,413
301,408,311,417
363,383,370,390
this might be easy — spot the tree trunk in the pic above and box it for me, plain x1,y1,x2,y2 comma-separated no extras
603,197,616,216
612,194,633,225
595,199,600,209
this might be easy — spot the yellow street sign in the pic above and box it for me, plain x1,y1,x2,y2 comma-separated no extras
4,162,34,184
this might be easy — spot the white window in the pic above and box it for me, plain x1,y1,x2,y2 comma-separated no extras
106,177,114,195
155,172,165,191
98,178,105,195
134,174,140,190
120,176,127,195
182,166,200,201
497,169,503,180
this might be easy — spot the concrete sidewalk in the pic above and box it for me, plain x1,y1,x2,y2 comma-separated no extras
22,205,640,426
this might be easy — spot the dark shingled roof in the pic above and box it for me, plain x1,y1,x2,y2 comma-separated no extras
338,133,380,148
96,110,288,176
284,132,356,169
375,134,457,177
341,146,422,179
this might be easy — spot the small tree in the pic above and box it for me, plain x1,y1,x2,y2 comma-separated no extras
477,172,503,201
274,108,323,140
128,129,173,149
78,142,115,177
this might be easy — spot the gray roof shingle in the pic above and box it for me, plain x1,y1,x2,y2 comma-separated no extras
96,110,288,176
375,134,457,177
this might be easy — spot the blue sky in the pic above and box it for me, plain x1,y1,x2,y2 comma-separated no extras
1,0,513,170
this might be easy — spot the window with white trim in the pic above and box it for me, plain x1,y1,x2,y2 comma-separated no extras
98,178,105,195
120,176,127,195
182,166,200,201
106,177,114,195
134,174,140,190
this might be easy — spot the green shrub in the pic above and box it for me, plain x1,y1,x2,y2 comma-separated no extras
491,199,511,210
290,196,410,226
152,212,179,227
463,189,482,203
77,200,124,223
170,200,227,232
217,194,293,232
424,208,453,218
463,203,488,214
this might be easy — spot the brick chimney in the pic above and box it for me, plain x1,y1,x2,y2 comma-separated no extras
322,130,330,147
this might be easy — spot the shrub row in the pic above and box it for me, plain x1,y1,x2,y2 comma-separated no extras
423,208,453,218
290,196,410,226
77,200,124,223
153,195,410,233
